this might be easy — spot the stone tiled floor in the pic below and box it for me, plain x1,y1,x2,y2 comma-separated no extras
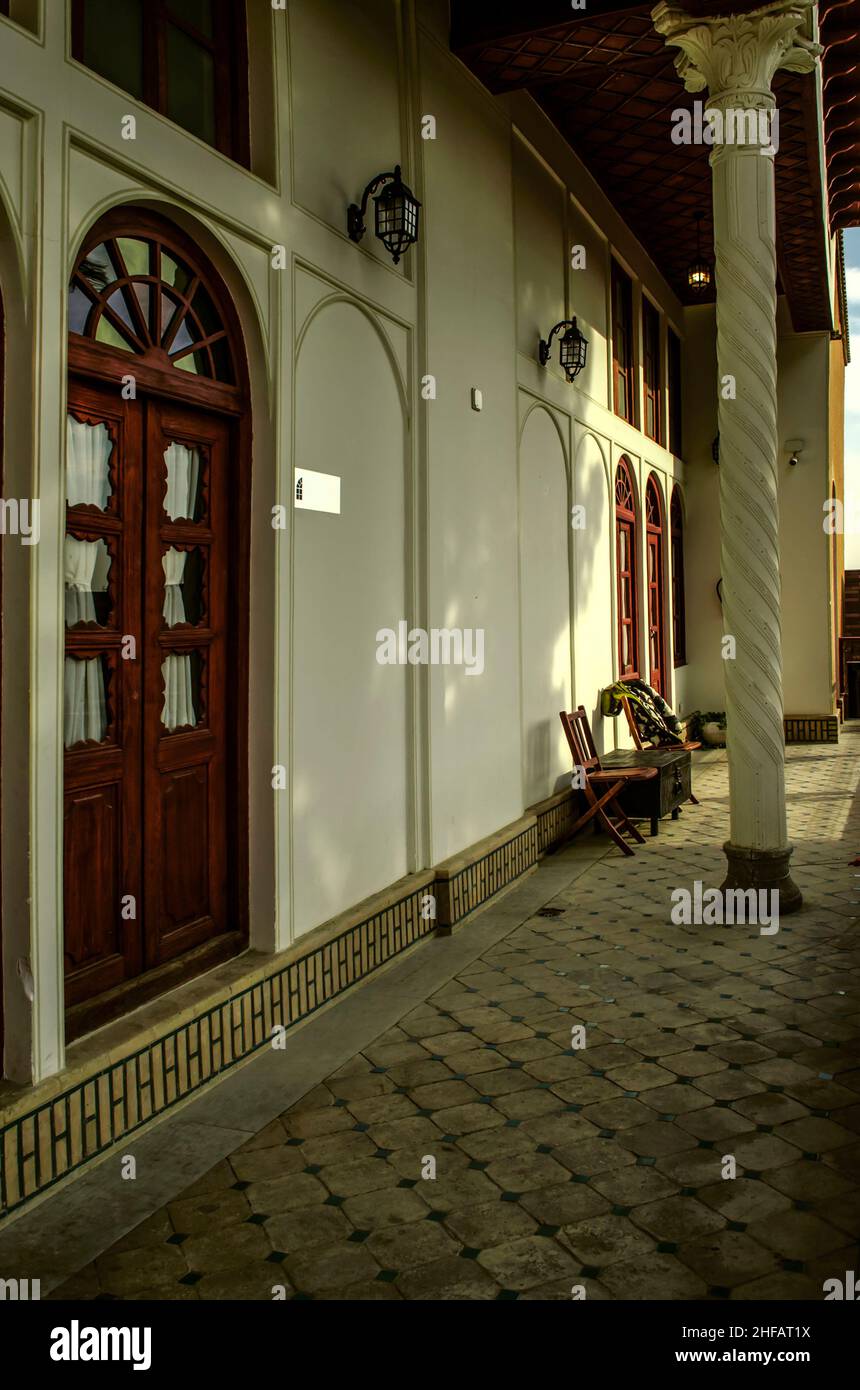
52,741,860,1300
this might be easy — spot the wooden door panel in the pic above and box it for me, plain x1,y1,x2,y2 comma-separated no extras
143,401,231,967
159,765,211,929
63,782,126,1002
64,381,143,1004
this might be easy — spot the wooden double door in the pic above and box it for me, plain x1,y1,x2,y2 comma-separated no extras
64,376,240,1018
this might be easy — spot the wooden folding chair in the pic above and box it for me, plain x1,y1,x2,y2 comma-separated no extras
619,691,700,807
559,706,658,857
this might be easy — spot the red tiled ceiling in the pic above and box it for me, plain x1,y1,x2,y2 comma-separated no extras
451,0,857,330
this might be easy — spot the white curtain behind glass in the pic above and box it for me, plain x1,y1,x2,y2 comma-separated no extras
64,417,111,748
162,442,200,731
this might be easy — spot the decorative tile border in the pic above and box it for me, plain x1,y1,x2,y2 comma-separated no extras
530,789,578,855
435,817,540,932
2,789,581,1220
0,874,438,1220
784,715,838,744
0,778,583,1222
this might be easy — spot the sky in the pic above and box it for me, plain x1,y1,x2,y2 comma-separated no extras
843,227,860,568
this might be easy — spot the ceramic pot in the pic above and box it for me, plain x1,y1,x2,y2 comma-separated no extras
701,721,727,747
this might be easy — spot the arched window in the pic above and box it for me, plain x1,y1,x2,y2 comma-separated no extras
670,487,687,667
615,458,639,677
64,209,250,1038
645,475,667,695
69,230,235,383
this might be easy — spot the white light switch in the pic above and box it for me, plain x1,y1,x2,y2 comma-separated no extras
471,388,483,412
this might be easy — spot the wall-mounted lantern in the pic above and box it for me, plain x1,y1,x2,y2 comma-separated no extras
538,318,588,383
687,212,712,293
347,165,421,265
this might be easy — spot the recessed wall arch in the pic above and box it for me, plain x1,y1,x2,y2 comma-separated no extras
518,400,573,806
292,294,414,939
295,290,411,421
0,182,34,1082
573,428,614,749
518,396,570,479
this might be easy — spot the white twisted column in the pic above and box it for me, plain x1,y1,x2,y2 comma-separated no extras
653,1,821,911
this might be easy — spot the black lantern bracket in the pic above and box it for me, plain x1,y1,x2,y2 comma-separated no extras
348,170,396,244
538,318,588,383
347,165,421,264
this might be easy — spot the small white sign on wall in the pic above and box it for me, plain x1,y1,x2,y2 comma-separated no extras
294,468,341,515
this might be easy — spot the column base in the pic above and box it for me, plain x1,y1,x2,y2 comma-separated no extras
720,842,803,915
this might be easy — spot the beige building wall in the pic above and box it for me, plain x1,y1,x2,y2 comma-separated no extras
681,299,839,719
0,0,839,1083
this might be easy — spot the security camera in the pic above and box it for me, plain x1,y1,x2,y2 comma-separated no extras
789,452,799,467
786,438,804,467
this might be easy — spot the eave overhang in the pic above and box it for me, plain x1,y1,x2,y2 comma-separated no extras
451,0,859,334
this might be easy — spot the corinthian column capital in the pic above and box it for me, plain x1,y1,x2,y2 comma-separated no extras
652,0,821,108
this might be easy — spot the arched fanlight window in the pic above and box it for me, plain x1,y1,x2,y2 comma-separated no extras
670,487,687,668
615,458,639,677
646,476,662,529
69,232,235,383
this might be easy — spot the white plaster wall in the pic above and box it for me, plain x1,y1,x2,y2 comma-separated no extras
569,197,610,413
0,0,837,1082
518,405,572,805
777,327,833,714
513,137,566,365
293,300,410,935
681,301,834,718
288,0,406,278
420,33,522,862
680,304,723,717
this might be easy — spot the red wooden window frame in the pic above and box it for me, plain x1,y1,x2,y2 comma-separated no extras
615,458,639,678
611,261,635,425
643,299,662,444
667,327,683,457
645,475,667,695
71,0,250,166
670,486,687,668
